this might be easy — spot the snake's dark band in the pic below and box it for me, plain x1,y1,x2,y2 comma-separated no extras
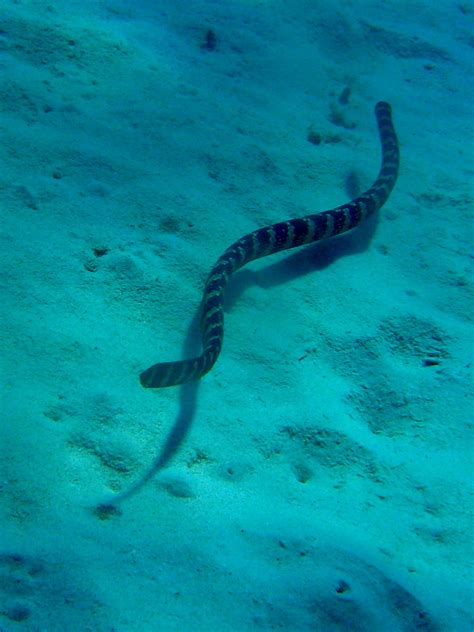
140,102,399,388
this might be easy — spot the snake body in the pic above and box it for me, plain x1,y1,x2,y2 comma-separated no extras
140,102,399,388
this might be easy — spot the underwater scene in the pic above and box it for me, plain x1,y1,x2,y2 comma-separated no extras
1,0,473,630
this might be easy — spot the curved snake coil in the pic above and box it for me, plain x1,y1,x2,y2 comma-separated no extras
140,101,399,388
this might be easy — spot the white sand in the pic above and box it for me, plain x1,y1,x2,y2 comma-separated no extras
1,0,473,630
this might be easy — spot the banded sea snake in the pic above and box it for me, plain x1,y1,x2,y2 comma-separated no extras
140,102,399,389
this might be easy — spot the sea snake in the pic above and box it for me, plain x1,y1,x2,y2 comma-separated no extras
140,101,399,388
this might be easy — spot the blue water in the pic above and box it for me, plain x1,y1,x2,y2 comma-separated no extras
1,0,473,630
